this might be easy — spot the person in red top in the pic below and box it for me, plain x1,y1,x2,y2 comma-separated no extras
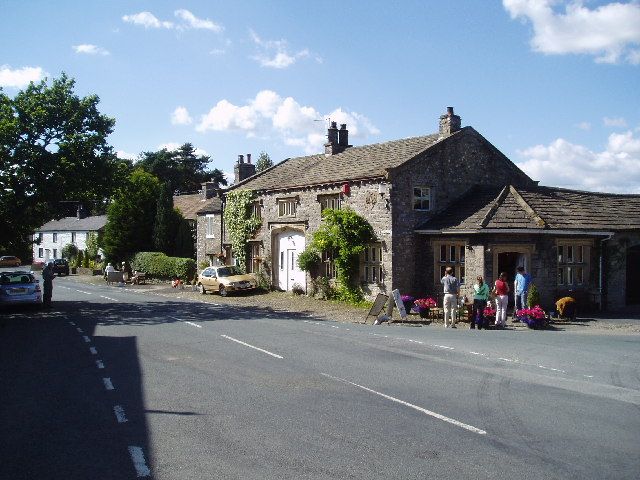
493,272,510,328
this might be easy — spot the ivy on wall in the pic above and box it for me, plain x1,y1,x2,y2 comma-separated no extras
223,189,262,272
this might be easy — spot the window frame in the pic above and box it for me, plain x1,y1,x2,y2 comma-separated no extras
277,197,297,218
360,242,384,285
205,214,216,239
433,241,467,285
319,193,341,212
413,186,431,211
557,240,591,287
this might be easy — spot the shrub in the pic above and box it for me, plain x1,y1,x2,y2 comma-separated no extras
132,251,196,280
291,283,305,295
75,250,84,268
297,248,321,273
310,276,335,300
556,296,576,318
61,243,79,260
527,283,541,308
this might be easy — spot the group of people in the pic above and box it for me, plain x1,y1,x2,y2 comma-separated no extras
440,266,531,329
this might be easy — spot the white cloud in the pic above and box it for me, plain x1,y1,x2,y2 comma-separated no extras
158,143,208,157
603,116,627,128
122,11,174,29
576,121,591,131
116,150,138,161
0,65,45,88
174,9,223,32
503,0,640,64
171,106,192,125
514,130,640,193
72,44,110,56
196,90,379,154
250,30,314,69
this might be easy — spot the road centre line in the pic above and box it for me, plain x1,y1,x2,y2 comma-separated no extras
185,321,202,328
76,327,83,333
103,378,114,390
99,295,119,302
221,335,283,359
69,321,75,326
75,289,93,295
113,405,128,423
96,360,105,369
89,347,97,355
128,446,151,478
83,336,91,343
321,373,486,435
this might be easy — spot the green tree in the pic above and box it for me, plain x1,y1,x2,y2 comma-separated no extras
153,183,176,254
61,243,79,260
174,218,195,259
85,232,100,260
101,169,161,262
0,74,120,256
255,151,273,173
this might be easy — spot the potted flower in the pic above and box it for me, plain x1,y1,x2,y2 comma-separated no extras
414,297,437,318
483,305,496,326
401,295,415,314
516,305,548,329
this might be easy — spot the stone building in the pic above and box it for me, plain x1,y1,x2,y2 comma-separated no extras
198,107,640,312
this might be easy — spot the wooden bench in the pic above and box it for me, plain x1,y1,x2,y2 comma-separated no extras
131,271,146,285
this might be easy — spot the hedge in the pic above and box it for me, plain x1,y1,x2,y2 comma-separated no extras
132,252,197,281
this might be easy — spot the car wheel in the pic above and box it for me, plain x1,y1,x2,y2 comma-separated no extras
219,285,227,297
198,283,206,295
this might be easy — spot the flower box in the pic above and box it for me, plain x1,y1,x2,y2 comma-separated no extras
516,305,548,329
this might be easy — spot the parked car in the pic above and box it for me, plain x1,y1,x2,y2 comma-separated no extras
0,271,42,307
197,266,257,296
52,258,70,276
0,255,21,267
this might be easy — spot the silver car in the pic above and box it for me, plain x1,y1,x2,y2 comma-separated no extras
0,271,42,307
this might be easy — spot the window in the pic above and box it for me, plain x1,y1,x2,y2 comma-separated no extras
205,214,216,238
251,201,262,220
38,248,43,258
319,194,341,212
37,233,43,243
361,243,384,284
278,198,297,217
71,232,76,243
52,233,58,243
322,250,337,279
434,241,466,284
53,249,57,259
557,242,589,286
413,186,431,211
248,243,261,274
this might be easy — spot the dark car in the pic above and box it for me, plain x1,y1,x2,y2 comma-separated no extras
52,258,70,276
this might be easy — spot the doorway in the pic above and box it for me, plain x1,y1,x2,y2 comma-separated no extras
626,245,640,305
497,252,519,308
275,229,306,292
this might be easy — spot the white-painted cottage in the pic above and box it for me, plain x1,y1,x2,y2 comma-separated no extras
33,212,107,263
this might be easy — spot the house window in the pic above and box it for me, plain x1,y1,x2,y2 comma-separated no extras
278,198,297,217
52,233,58,243
71,232,76,243
53,249,57,259
38,248,43,258
251,201,262,220
248,243,261,274
37,233,43,243
322,250,337,279
557,242,589,286
361,243,384,284
435,242,466,284
205,215,216,238
319,194,341,212
413,186,431,211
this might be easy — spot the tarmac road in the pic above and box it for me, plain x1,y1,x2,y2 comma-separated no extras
1,276,639,479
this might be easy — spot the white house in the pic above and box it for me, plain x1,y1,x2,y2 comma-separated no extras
33,213,107,262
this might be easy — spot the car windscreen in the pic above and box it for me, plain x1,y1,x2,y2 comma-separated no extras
0,273,34,284
216,267,241,277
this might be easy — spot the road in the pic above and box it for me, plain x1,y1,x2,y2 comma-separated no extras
1,275,639,479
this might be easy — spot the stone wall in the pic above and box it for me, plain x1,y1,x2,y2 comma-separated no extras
196,214,223,268
605,232,640,310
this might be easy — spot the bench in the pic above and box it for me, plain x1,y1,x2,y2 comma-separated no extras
106,271,124,285
131,271,146,285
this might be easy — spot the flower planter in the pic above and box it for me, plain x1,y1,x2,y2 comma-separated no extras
418,308,430,319
520,316,548,329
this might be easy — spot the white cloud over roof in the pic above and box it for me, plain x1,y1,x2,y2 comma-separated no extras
72,44,110,56
0,65,45,88
249,30,315,69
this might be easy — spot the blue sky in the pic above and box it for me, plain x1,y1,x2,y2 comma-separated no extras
2,0,639,193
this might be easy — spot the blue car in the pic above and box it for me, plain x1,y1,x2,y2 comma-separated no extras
0,271,42,307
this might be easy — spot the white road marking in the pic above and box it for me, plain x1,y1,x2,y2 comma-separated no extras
75,290,93,295
321,373,486,435
113,405,128,423
96,360,105,369
433,345,454,350
470,351,485,355
69,321,76,326
498,357,515,362
128,446,151,477
103,378,114,390
76,327,83,333
583,375,594,378
99,295,119,302
221,335,283,359
89,347,97,355
83,336,91,343
185,321,202,328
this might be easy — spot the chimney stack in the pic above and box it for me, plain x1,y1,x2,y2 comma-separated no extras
202,182,219,199
325,121,352,155
76,204,85,220
338,124,350,149
439,106,461,137
234,153,256,184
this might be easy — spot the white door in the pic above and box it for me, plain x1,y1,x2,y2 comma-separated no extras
277,231,306,291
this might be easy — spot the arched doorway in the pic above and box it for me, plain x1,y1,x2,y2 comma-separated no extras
626,245,640,305
274,228,306,292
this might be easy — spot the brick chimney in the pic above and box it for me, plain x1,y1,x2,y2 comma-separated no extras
439,106,461,137
324,121,339,155
201,182,219,199
338,124,350,149
76,204,86,219
234,154,256,184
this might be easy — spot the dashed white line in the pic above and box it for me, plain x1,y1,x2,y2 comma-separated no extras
185,321,202,329
75,290,93,295
69,321,76,326
128,446,151,477
221,335,283,359
96,360,105,369
103,378,114,390
99,295,119,302
83,336,91,343
433,345,455,350
498,357,515,362
76,327,83,333
89,347,97,355
113,405,128,423
321,373,486,435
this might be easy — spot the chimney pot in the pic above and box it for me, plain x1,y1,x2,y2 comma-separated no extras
247,153,251,163
447,106,454,116
439,106,461,137
238,154,244,164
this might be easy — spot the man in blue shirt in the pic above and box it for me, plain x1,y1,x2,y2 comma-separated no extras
514,266,532,314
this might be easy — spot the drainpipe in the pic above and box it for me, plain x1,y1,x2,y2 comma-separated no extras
599,233,614,311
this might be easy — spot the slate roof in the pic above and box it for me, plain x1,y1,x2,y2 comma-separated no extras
230,132,445,191
38,215,107,232
173,194,222,220
416,185,640,233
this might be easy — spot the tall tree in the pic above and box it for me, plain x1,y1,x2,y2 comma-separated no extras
255,151,273,173
0,74,120,256
153,182,178,254
101,169,161,262
137,143,227,193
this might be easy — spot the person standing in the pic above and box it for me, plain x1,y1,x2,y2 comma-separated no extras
514,266,532,316
441,266,460,328
471,276,490,330
42,262,55,308
494,272,510,328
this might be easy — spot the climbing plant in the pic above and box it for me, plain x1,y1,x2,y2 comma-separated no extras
308,208,374,303
223,189,262,272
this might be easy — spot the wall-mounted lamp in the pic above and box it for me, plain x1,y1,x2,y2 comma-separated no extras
466,245,473,251
378,183,389,197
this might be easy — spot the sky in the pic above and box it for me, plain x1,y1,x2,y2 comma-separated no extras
1,0,639,193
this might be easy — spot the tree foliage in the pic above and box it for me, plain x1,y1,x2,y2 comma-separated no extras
137,143,227,193
152,182,180,255
0,74,121,256
255,151,273,173
101,169,161,262
223,190,261,272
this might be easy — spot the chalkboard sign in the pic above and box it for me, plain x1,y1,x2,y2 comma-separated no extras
363,293,389,324
392,289,408,319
